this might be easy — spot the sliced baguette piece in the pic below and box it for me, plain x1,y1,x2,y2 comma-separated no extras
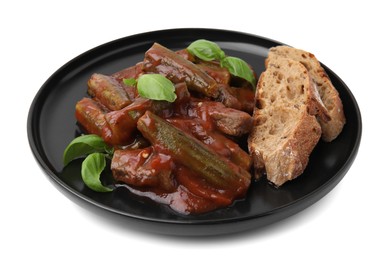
248,58,322,186
267,46,345,142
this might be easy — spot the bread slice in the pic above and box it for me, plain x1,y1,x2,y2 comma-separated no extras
248,58,322,186
267,46,345,142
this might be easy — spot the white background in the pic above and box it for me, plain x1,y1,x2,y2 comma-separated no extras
1,0,385,259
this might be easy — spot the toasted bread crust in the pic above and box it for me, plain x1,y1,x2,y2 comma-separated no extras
248,58,322,186
267,46,345,142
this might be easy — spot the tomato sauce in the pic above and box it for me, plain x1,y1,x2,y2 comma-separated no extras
74,42,257,215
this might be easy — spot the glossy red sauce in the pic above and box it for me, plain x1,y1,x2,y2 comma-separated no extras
109,95,251,214
75,44,256,215
117,165,238,215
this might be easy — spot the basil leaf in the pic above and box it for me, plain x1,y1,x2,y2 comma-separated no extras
187,39,225,61
63,134,113,166
187,39,256,88
220,56,256,87
81,153,112,192
123,78,137,86
137,74,177,102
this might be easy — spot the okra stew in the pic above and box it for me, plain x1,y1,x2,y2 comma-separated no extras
63,40,257,214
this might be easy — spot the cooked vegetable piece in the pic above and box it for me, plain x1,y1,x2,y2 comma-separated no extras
174,82,191,99
111,64,142,102
137,111,251,191
174,166,233,206
75,97,146,146
111,62,144,81
104,98,153,145
87,73,131,110
111,147,175,191
167,118,252,170
143,43,219,98
175,49,195,62
104,97,172,145
75,98,112,142
196,61,230,85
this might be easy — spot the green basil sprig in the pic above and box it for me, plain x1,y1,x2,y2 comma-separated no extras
63,134,113,192
81,153,112,192
123,74,177,102
187,39,256,87
187,39,225,61
63,134,113,166
220,56,256,88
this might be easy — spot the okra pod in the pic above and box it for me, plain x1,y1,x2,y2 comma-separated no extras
104,98,172,145
168,118,252,171
137,111,251,191
104,98,152,145
196,61,230,85
111,62,144,81
88,73,131,111
143,43,220,99
75,98,112,142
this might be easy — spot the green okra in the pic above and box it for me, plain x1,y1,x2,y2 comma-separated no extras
137,111,251,190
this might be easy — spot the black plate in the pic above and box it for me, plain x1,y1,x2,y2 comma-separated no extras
27,28,361,236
